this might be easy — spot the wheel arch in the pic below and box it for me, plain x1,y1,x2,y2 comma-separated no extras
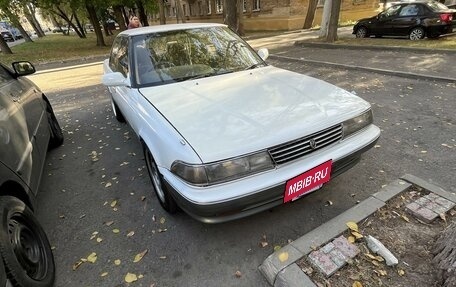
0,180,34,211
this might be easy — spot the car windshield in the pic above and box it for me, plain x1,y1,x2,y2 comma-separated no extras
131,26,265,87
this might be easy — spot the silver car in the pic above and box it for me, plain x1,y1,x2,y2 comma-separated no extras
102,23,380,223
0,61,62,286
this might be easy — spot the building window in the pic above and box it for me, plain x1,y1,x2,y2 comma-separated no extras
253,0,260,11
206,0,211,14
243,0,247,12
198,1,203,15
216,0,223,14
183,4,188,16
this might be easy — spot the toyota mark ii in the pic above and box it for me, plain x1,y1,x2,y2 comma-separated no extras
102,23,381,223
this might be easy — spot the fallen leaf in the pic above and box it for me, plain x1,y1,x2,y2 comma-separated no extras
141,196,146,201
134,249,148,263
72,260,83,271
351,231,364,239
104,221,114,226
159,256,167,259
365,253,377,260
353,281,363,287
439,213,446,222
398,269,405,276
274,245,281,252
105,182,112,188
401,214,410,222
278,252,289,262
235,271,242,278
87,253,97,263
160,217,166,224
101,272,108,277
348,236,356,243
371,260,380,266
114,259,121,266
346,222,359,232
138,274,144,279
110,200,117,207
326,200,333,206
125,273,138,283
112,228,120,234
96,237,103,243
127,231,135,237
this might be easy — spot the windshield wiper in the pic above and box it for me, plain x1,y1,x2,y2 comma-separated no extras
244,63,265,70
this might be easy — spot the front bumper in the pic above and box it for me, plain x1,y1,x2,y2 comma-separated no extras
161,125,380,223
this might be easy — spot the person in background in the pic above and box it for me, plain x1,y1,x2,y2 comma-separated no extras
128,16,141,29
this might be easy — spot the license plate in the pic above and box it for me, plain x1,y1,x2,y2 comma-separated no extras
284,160,332,203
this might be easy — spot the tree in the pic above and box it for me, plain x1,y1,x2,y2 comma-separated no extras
175,0,186,23
85,1,105,46
303,0,318,29
326,0,341,42
23,2,46,37
158,0,166,24
223,0,244,35
319,0,331,38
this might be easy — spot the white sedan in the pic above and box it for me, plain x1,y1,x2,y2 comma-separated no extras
102,23,380,223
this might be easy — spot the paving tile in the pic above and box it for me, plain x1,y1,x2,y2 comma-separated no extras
308,250,338,277
328,248,347,268
332,235,360,258
434,196,455,210
320,242,335,254
412,206,438,223
405,202,421,214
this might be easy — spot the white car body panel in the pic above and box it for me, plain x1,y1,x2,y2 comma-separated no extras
139,66,371,163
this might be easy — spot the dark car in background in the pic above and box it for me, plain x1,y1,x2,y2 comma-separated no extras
0,61,63,286
353,0,456,40
1,31,14,42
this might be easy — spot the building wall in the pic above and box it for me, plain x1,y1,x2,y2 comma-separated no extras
152,0,381,31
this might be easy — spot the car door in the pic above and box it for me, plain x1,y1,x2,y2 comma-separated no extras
372,5,402,35
108,36,142,134
0,64,47,194
391,4,422,36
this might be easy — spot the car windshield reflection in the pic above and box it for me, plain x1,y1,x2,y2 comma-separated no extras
132,26,265,87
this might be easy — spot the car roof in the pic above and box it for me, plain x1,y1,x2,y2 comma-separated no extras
119,23,227,37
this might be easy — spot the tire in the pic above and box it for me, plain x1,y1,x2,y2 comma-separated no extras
44,97,63,150
143,144,177,213
409,27,425,40
0,196,55,287
110,96,125,123
355,26,368,38
0,253,6,287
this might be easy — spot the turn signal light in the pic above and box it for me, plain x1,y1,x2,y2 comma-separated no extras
440,13,453,23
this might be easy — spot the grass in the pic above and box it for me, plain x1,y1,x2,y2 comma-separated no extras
1,32,116,65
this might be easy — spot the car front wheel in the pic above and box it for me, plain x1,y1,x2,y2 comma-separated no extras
110,96,125,123
355,26,368,38
143,144,177,213
409,27,425,40
0,196,55,287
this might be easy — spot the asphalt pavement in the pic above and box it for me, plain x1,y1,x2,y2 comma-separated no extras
29,27,456,287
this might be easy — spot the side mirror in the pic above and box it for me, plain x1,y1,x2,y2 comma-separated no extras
102,72,130,87
12,61,35,76
257,48,269,61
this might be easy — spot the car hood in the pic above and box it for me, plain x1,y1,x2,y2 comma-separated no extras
139,66,371,163
356,16,376,24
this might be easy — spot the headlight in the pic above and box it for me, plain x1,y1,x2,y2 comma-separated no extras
342,109,373,138
171,151,274,186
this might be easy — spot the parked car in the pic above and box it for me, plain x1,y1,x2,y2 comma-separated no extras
353,0,456,40
1,31,13,42
102,23,380,223
0,61,63,286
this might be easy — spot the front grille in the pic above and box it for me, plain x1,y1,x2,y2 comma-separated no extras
268,124,343,165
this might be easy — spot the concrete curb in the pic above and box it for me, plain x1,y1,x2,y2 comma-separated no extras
269,54,456,83
294,41,456,55
259,177,422,286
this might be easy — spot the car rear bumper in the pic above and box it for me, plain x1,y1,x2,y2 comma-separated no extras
161,125,380,223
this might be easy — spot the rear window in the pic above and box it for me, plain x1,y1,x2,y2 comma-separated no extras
426,1,450,11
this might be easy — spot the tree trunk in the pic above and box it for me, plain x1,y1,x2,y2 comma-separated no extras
158,0,166,24
319,0,332,38
25,4,45,37
113,5,127,31
85,3,106,46
0,36,12,54
176,0,186,23
4,11,33,42
136,0,149,26
223,0,243,35
73,11,86,38
237,0,244,36
325,0,341,42
433,222,456,287
55,7,85,38
303,0,318,29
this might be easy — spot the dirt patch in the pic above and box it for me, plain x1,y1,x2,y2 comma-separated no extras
297,186,456,287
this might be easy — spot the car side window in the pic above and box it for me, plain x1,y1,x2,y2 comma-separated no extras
109,36,129,77
380,5,401,18
399,4,420,16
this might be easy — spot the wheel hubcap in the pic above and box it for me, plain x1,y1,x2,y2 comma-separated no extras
410,29,422,40
110,97,117,117
146,150,166,203
8,217,48,280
